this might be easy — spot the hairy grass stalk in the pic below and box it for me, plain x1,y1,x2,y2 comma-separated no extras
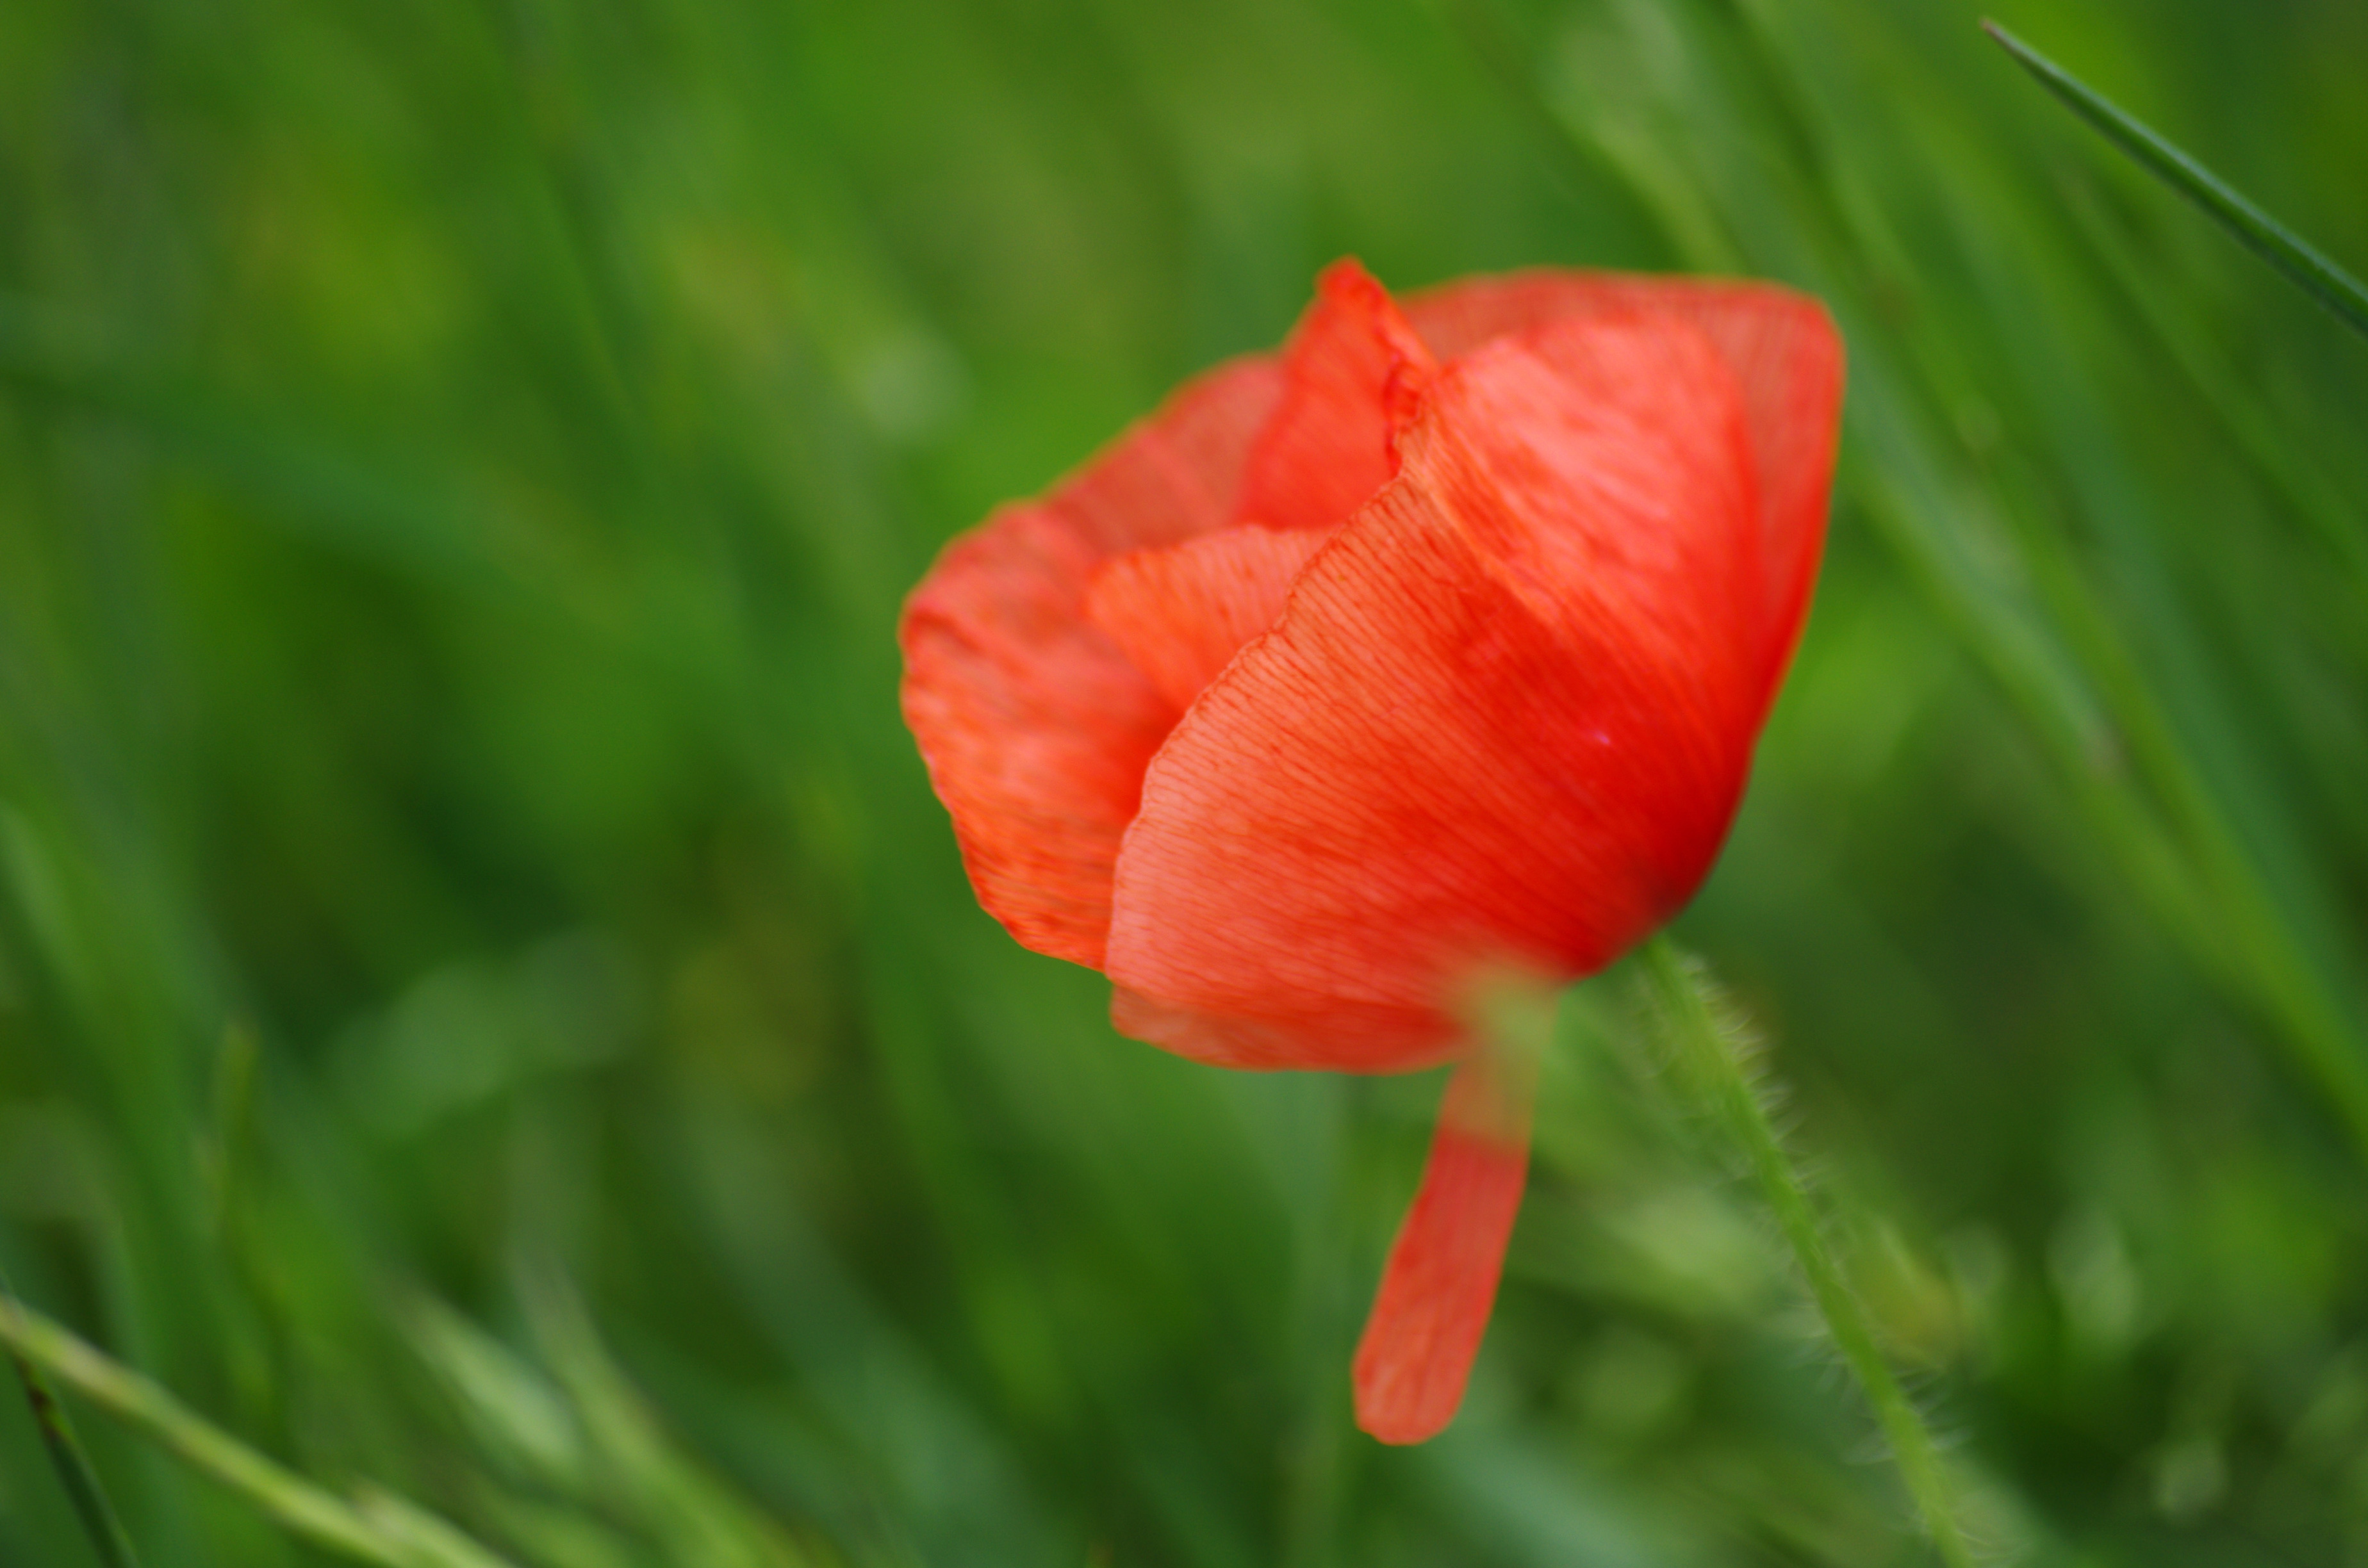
1639,937,1976,1568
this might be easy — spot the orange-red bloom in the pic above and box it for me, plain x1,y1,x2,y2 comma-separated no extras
900,260,1842,1442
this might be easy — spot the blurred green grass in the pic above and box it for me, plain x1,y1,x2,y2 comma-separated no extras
1,0,2365,1564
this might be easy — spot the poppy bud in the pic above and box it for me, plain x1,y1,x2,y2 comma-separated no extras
901,259,1842,1442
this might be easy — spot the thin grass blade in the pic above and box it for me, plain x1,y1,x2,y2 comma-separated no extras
0,1289,516,1568
3,1269,144,1568
1984,20,2368,339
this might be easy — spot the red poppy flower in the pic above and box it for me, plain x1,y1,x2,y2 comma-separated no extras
900,259,1843,1443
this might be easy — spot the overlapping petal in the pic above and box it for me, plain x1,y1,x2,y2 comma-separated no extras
898,357,1281,967
1406,272,1843,689
1085,526,1331,713
1104,314,1761,1071
903,270,1839,1041
1234,259,1436,533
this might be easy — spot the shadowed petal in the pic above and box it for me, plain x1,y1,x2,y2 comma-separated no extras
899,358,1283,967
1105,316,1760,1070
1085,526,1331,712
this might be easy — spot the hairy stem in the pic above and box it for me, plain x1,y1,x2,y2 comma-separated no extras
1640,936,1975,1568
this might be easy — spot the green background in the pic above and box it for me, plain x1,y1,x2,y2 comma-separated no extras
3,0,2365,1562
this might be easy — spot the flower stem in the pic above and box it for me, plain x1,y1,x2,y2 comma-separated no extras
1638,937,1974,1568
3,1266,144,1568
0,1287,517,1568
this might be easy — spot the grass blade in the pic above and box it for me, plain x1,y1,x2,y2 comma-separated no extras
1984,19,2368,339
0,1288,518,1568
3,1269,144,1568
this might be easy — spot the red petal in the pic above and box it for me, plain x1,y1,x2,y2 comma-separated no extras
1084,526,1331,712
1105,315,1761,1070
1354,1047,1536,1444
1408,272,1843,692
899,357,1283,967
1233,259,1438,534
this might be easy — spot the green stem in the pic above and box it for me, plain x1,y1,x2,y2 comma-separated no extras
3,1267,144,1568
1639,937,1975,1568
0,1289,516,1568
1984,19,2368,340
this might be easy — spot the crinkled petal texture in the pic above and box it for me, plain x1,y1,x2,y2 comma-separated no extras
900,266,1841,1057
1110,312,1775,1072
898,356,1283,968
1406,272,1841,694
1235,259,1436,532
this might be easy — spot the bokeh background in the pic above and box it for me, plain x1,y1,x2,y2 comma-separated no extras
3,0,2367,1562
